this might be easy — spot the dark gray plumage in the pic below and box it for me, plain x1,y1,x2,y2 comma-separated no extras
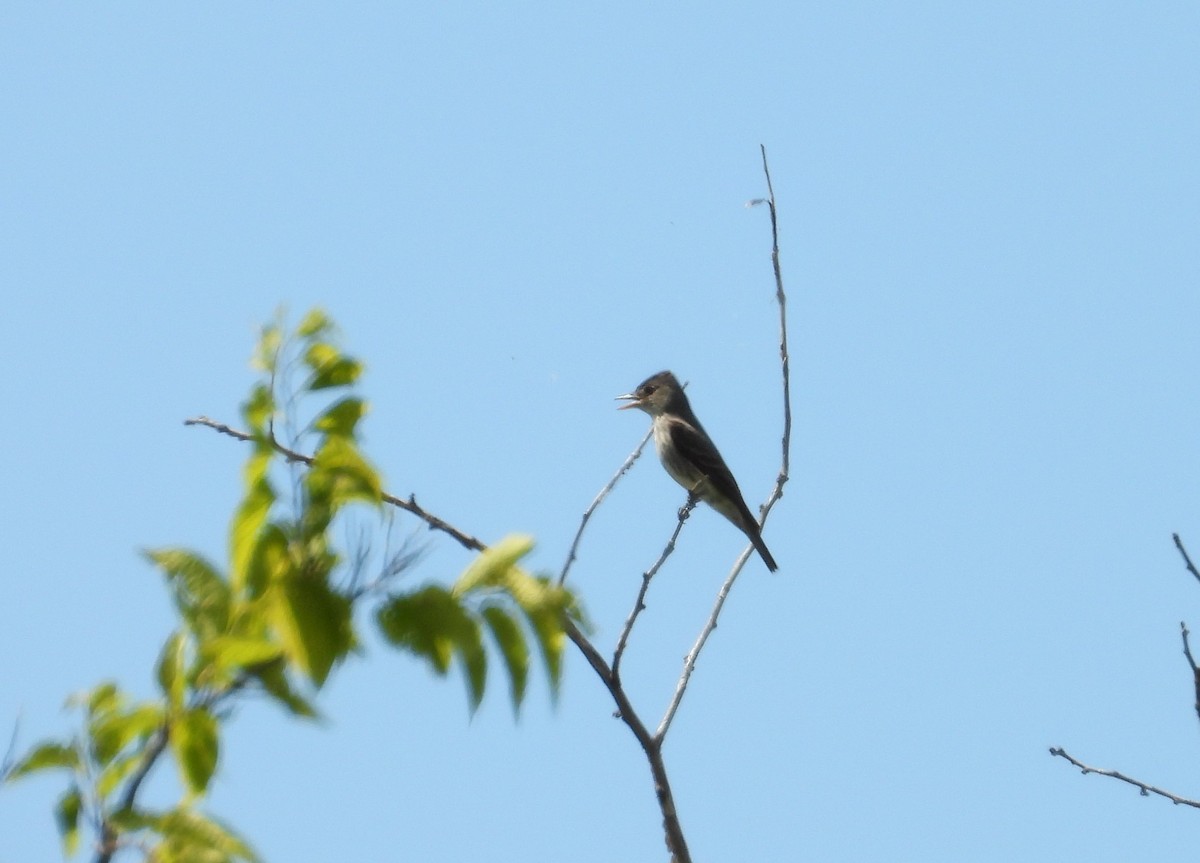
617,371,778,572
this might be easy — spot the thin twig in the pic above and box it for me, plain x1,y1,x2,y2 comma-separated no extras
659,493,790,741
760,142,792,487
1182,622,1198,675
612,498,697,679
185,416,487,552
1180,622,1200,727
0,717,18,780
559,380,690,587
1170,534,1200,726
186,415,286,452
658,145,793,741
658,548,750,740
95,725,169,863
1049,747,1200,808
558,428,653,586
1173,533,1200,585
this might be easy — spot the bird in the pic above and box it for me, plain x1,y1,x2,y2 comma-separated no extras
617,370,778,572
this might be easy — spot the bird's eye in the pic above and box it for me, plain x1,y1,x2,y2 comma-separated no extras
642,385,657,396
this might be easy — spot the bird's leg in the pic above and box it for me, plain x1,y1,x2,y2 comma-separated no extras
678,490,699,521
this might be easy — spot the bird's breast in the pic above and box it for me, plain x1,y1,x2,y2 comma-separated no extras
653,419,704,490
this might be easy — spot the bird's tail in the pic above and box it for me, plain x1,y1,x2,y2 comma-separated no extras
706,488,779,572
749,525,778,572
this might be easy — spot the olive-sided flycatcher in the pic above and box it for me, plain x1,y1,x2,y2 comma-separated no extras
617,371,778,572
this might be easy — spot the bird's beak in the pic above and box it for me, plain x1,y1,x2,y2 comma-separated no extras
615,392,641,410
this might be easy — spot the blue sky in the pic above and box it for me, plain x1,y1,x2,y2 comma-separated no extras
3,2,1199,861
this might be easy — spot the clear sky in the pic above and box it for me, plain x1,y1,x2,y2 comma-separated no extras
3,3,1199,861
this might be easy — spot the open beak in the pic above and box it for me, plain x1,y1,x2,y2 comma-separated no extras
615,392,641,411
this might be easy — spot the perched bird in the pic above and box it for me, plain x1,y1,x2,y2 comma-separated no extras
617,371,778,572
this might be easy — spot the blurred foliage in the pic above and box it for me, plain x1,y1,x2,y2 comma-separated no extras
3,309,578,861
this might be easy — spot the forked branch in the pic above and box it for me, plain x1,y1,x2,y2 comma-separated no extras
1050,532,1200,808
189,149,794,863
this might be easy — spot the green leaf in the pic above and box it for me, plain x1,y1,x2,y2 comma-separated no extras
5,741,79,781
252,660,319,719
376,586,459,674
309,435,382,508
455,534,536,596
480,606,529,710
449,537,575,701
376,586,486,710
493,564,565,613
304,344,362,391
312,357,363,391
81,681,121,716
230,452,275,594
201,635,284,674
269,576,352,687
242,522,288,597
251,320,283,375
156,630,189,709
171,708,219,797
91,703,164,767
146,549,231,638
241,381,275,434
524,599,566,701
54,786,82,857
296,308,332,339
312,396,367,438
456,617,487,712
152,807,260,863
496,569,574,701
96,750,143,800
105,805,153,831
303,341,337,372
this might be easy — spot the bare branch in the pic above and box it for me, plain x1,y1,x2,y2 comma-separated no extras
612,497,697,679
564,621,649,739
755,142,793,487
1173,533,1200,585
1169,534,1200,726
658,145,794,741
1182,622,1198,675
184,415,259,445
1049,747,1200,808
558,428,653,586
185,416,487,552
658,547,750,740
563,621,691,863
1180,622,1200,728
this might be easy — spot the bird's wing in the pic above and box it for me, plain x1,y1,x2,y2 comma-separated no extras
666,416,777,570
666,418,748,505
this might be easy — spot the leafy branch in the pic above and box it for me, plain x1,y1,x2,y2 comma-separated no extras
7,149,792,863
4,310,576,861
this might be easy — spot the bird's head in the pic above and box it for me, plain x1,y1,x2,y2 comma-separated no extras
616,371,683,417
